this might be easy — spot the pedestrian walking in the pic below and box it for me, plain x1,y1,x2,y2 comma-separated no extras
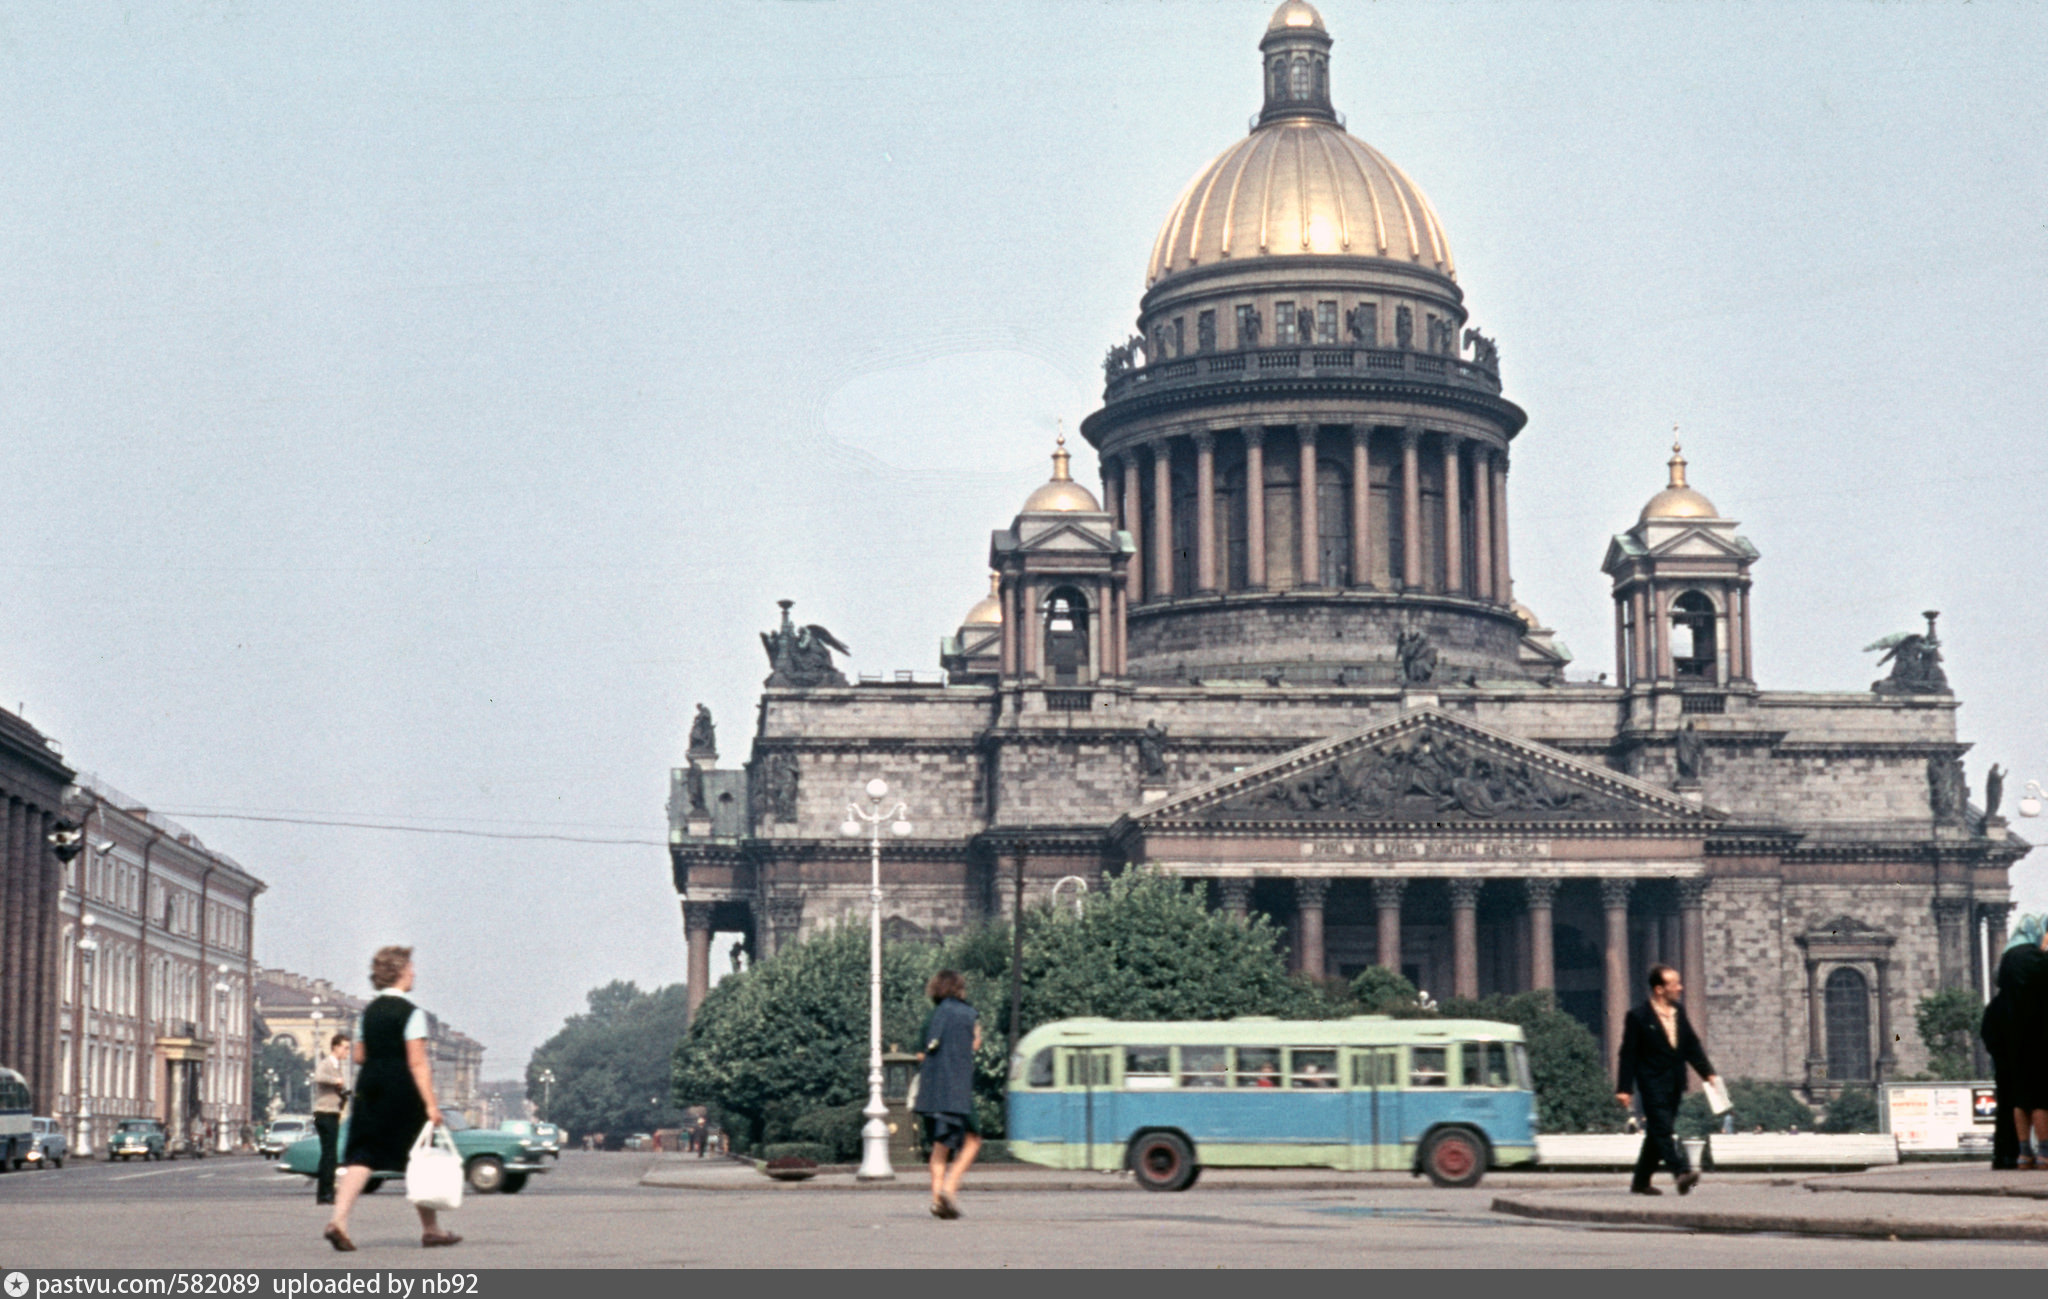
311,1032,353,1205
913,969,982,1220
1988,915,2048,1168
1615,964,1720,1196
322,945,461,1252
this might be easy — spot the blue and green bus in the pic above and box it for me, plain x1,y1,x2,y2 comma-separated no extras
1006,1016,1537,1190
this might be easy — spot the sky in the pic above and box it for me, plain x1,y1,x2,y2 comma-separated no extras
4,1,2046,1071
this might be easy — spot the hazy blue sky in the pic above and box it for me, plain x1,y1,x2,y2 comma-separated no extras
5,1,2045,1069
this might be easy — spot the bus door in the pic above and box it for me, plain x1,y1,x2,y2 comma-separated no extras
1058,1048,1114,1170
1348,1048,1401,1170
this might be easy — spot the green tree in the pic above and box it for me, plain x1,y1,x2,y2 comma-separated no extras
672,925,936,1150
527,980,692,1142
1916,987,1980,1080
1350,966,1427,1016
1438,991,1624,1134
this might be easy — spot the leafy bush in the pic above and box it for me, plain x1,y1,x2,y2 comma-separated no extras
760,1143,833,1164
1819,1086,1880,1133
1677,1078,1816,1138
789,1104,866,1162
1350,966,1428,1016
1438,991,1623,1134
1917,988,1980,1080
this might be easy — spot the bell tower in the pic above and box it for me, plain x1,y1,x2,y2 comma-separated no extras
1603,442,1759,692
988,435,1133,686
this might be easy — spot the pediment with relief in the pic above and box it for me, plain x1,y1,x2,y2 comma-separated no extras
1138,708,1714,828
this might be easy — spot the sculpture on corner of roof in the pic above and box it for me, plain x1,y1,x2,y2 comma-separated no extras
1463,327,1499,372
687,703,716,758
1866,610,1950,696
1394,305,1414,351
1396,628,1438,685
1927,753,1968,825
1138,720,1168,780
1983,763,2006,834
761,599,850,688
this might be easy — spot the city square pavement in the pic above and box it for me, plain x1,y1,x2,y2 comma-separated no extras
5,1151,2048,1269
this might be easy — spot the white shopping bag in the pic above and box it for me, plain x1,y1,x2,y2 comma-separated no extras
1703,1077,1733,1118
405,1123,464,1212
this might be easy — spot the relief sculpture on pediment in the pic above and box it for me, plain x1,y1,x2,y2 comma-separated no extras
1205,732,1635,822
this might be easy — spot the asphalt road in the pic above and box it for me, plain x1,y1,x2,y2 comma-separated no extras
3,1152,2045,1268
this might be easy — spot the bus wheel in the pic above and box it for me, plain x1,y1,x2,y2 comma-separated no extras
1128,1132,1197,1193
1420,1128,1486,1189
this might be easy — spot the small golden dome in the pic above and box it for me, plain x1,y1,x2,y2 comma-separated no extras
1639,440,1719,522
1268,0,1326,32
1148,120,1454,286
1020,432,1102,513
963,573,1003,626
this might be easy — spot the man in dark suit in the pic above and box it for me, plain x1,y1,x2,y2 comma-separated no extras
1616,964,1720,1195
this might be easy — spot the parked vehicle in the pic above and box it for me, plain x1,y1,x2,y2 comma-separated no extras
0,1068,32,1171
109,1118,168,1162
24,1117,67,1169
499,1120,561,1159
1006,1016,1538,1190
622,1132,654,1151
258,1115,313,1158
277,1112,550,1194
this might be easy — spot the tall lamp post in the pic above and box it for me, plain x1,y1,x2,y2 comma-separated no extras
538,1067,555,1120
841,777,912,1182
76,914,98,1156
213,967,232,1151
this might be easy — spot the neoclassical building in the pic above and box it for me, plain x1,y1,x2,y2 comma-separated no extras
671,1,2027,1094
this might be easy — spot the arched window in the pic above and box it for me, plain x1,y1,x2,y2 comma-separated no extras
1271,59,1287,99
1314,57,1326,96
1042,587,1092,685
1316,459,1352,586
1671,590,1718,681
1824,967,1872,1081
1290,58,1310,99
1263,452,1299,589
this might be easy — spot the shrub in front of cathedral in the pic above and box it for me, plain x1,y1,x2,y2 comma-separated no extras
1437,991,1626,1135
1678,1079,1816,1139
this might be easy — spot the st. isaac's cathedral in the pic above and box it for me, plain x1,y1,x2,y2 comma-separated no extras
670,2,2027,1094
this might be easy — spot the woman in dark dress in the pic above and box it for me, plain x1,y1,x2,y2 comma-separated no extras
1992,916,2048,1169
323,946,459,1251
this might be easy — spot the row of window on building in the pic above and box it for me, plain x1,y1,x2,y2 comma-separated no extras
1149,299,1457,363
79,847,249,950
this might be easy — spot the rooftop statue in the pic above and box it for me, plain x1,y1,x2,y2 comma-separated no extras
687,703,716,757
1397,628,1438,685
1866,610,1950,696
761,600,850,688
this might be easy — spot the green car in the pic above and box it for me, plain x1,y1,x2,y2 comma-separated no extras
108,1118,167,1161
276,1113,549,1194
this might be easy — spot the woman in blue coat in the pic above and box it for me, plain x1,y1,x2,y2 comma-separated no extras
914,969,982,1219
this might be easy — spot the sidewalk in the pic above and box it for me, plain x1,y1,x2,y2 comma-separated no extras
1492,1165,2048,1240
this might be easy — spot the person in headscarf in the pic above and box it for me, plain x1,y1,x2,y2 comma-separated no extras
1985,915,2048,1169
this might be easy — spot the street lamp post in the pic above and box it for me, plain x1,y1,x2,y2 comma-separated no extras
2018,781,2045,819
841,777,912,1181
213,967,232,1151
538,1067,555,1120
77,914,99,1156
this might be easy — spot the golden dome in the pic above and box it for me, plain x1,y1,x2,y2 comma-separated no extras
1147,120,1455,287
1639,441,1719,523
1020,433,1102,513
1269,0,1326,32
963,573,1002,626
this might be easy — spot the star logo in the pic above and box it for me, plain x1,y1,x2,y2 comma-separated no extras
5,1271,29,1297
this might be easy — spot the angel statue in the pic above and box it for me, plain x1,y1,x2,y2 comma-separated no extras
1866,610,1949,696
761,599,851,688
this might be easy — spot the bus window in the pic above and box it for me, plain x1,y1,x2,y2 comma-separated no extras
1027,1048,1055,1089
1410,1046,1448,1087
1234,1047,1282,1088
1125,1047,1174,1090
1179,1046,1229,1088
1064,1052,1110,1087
1289,1049,1339,1088
1483,1042,1512,1088
1351,1050,1398,1088
1512,1043,1532,1090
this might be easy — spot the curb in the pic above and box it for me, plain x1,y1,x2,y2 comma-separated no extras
1489,1194,2048,1241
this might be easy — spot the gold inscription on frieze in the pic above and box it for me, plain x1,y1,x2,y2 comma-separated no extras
1298,840,1553,859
